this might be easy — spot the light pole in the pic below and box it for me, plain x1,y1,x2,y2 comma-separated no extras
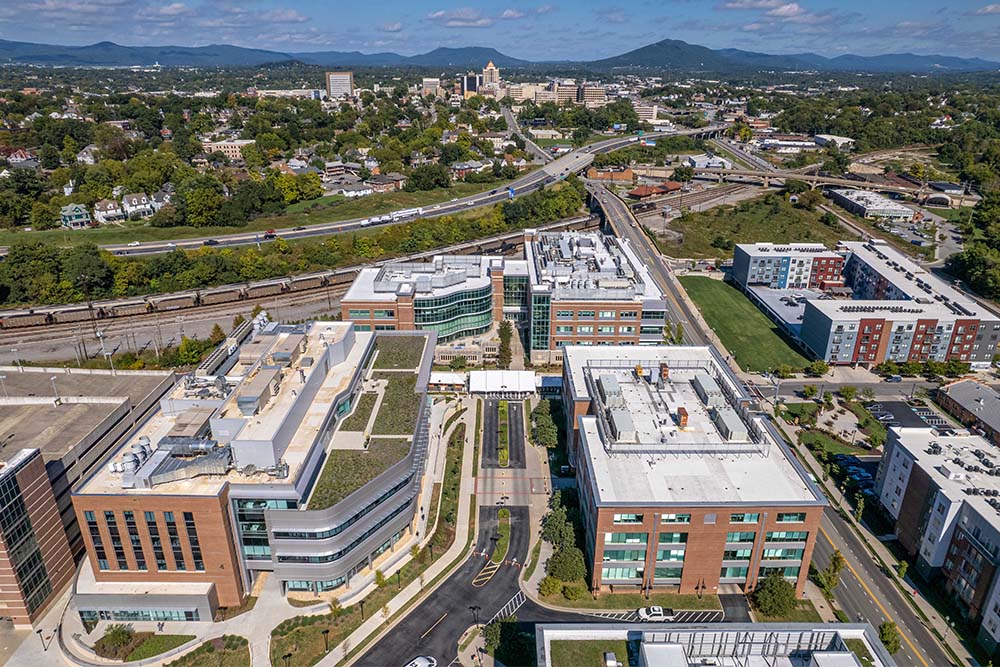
321,628,330,653
105,352,116,374
0,374,6,398
469,605,481,627
12,348,22,372
96,330,106,356
50,376,59,401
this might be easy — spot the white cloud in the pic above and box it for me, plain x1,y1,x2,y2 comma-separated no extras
974,3,1000,14
380,21,403,32
535,4,555,14
742,22,765,31
500,8,525,19
721,0,782,9
766,3,805,18
425,8,494,28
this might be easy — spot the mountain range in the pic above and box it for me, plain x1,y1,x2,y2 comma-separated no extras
0,37,995,73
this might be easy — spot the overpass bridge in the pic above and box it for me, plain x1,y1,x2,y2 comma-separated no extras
692,167,927,196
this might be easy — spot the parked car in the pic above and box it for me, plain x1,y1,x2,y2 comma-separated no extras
404,658,437,667
885,375,903,383
637,606,676,622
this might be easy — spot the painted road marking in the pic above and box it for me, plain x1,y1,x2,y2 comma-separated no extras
472,560,502,587
489,592,525,623
819,525,929,667
420,613,448,639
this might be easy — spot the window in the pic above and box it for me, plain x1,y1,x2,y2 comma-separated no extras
721,566,749,579
372,309,395,319
766,531,806,543
602,549,645,562
577,325,594,334
144,512,166,571
354,324,371,332
621,311,638,319
724,549,753,560
619,326,636,334
556,325,573,334
656,549,685,562
123,512,146,571
556,310,574,319
658,532,687,544
598,325,616,335
776,512,806,523
104,511,128,570
599,311,616,319
86,510,108,571
704,514,717,525
164,512,186,571
759,565,800,579
577,310,596,318
347,309,370,318
613,513,643,524
654,567,683,579
762,548,804,560
605,532,647,545
183,512,204,571
730,513,760,524
374,325,396,331
662,514,690,524
602,567,642,580
726,531,756,543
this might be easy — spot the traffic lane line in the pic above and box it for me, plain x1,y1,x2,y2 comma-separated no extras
420,613,448,639
819,525,930,667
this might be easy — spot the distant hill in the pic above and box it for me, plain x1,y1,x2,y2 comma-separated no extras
590,39,1000,73
0,37,996,73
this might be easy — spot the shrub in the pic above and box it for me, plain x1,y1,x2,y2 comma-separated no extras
753,572,796,617
562,583,587,600
539,575,563,597
547,546,587,583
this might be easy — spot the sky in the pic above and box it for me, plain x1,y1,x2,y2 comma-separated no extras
1,0,1000,61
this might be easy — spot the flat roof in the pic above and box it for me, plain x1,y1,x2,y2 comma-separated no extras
343,255,520,303
0,367,172,465
78,322,371,497
526,230,663,302
736,242,841,259
747,286,826,334
566,346,821,506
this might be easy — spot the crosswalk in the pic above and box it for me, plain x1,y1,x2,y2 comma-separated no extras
589,609,725,624
489,591,526,623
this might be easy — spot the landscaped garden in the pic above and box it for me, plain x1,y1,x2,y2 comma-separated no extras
371,335,426,370
309,438,411,510
93,624,195,662
165,636,249,667
492,508,511,563
498,399,510,467
340,393,377,431
550,640,634,665
679,275,810,372
271,423,468,667
370,373,420,435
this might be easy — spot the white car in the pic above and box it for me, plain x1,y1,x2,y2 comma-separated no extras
127,241,141,247
637,606,676,622
450,197,458,202
404,657,437,667
166,242,176,248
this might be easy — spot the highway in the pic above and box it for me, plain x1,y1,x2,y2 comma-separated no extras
501,106,551,163
708,137,776,172
586,180,708,345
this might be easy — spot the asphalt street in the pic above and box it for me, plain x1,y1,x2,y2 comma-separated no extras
813,509,954,667
481,398,499,468
506,402,527,469
480,400,527,469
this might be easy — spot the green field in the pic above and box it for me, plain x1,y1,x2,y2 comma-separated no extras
541,590,722,611
0,180,514,248
658,194,849,259
755,599,823,623
679,276,811,372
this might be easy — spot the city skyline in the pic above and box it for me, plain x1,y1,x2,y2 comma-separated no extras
1,0,999,61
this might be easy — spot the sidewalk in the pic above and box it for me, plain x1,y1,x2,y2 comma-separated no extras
322,399,479,666
773,416,977,666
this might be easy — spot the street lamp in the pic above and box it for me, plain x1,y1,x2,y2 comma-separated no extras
360,599,366,621
0,374,7,398
35,628,46,651
321,628,330,653
282,652,292,667
50,376,59,401
469,605,481,627
11,348,22,372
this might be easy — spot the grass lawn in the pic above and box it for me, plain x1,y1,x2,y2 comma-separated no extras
782,402,819,426
524,539,542,580
679,276,810,372
541,590,721,611
844,638,876,667
755,599,823,623
800,429,870,457
308,438,410,509
492,508,511,563
271,424,467,667
498,399,510,467
165,636,249,667
846,402,888,448
370,373,420,435
0,180,511,247
550,640,631,665
371,335,426,370
340,393,377,432
659,194,849,259
125,634,195,661
926,206,974,224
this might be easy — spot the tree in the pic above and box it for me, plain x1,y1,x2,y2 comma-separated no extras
102,624,134,651
795,189,824,211
839,385,858,402
232,314,246,329
539,575,562,597
448,355,468,370
802,385,817,399
375,569,387,589
176,336,206,366
546,546,586,582
753,572,796,618
408,163,451,191
861,387,876,403
897,561,909,581
822,391,834,412
854,494,865,522
879,621,902,654
29,201,60,230
818,549,846,593
209,323,226,345
39,144,61,170
482,621,502,652
497,319,513,369
807,360,830,377
673,165,694,182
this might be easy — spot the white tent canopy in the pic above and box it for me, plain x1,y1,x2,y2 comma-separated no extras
468,370,536,396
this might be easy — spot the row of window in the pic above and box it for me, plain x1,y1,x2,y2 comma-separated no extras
84,510,204,572
614,512,771,525
602,549,685,563
555,310,640,320
605,530,809,546
555,325,637,335
347,309,396,319
79,608,199,623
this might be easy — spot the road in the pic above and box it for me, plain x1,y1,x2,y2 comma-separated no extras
502,106,551,163
708,138,775,172
814,509,954,667
586,181,707,345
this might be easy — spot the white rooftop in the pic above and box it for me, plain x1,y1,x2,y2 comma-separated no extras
736,242,841,259
469,370,535,394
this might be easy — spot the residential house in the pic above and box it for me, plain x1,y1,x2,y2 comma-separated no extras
76,144,99,165
60,203,92,229
365,172,407,193
159,128,174,140
1,147,35,164
478,132,510,153
324,161,345,179
151,190,173,212
93,199,125,224
121,193,154,219
449,160,490,180
441,130,460,144
339,183,373,198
